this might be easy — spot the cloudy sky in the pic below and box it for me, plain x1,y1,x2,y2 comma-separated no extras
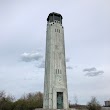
0,0,110,105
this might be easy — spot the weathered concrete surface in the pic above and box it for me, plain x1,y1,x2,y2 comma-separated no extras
35,108,84,110
34,107,88,110
102,107,110,110
34,107,110,110
43,13,68,109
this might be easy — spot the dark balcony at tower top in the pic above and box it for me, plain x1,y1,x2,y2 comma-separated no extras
47,12,63,24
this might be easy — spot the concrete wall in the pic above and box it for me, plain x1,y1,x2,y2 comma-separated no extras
43,19,68,109
102,107,110,110
34,108,87,110
105,101,110,107
34,107,110,110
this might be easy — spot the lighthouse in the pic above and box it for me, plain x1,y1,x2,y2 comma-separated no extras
43,12,68,109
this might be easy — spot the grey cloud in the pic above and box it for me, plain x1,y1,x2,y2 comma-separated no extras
85,71,104,77
83,67,96,72
38,61,45,68
66,58,70,62
83,67,104,77
66,58,73,69
21,52,43,62
66,66,73,69
24,78,33,80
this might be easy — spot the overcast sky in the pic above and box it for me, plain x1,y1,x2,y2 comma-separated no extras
0,0,110,105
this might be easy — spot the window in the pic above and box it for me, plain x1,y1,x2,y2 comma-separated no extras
59,30,60,33
55,29,56,32
49,15,53,22
56,69,60,74
54,15,60,21
58,69,59,74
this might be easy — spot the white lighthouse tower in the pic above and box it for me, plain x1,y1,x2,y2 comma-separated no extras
43,12,68,109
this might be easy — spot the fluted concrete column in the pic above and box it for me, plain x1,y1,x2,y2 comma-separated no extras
43,12,68,110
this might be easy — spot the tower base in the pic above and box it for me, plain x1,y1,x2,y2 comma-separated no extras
34,108,76,110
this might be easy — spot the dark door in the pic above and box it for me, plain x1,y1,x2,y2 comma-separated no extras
57,92,63,109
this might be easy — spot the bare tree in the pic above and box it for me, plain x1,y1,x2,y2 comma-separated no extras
74,95,78,105
0,91,5,99
87,96,101,110
0,91,14,110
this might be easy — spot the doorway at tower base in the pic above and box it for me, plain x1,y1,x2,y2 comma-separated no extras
57,92,63,109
